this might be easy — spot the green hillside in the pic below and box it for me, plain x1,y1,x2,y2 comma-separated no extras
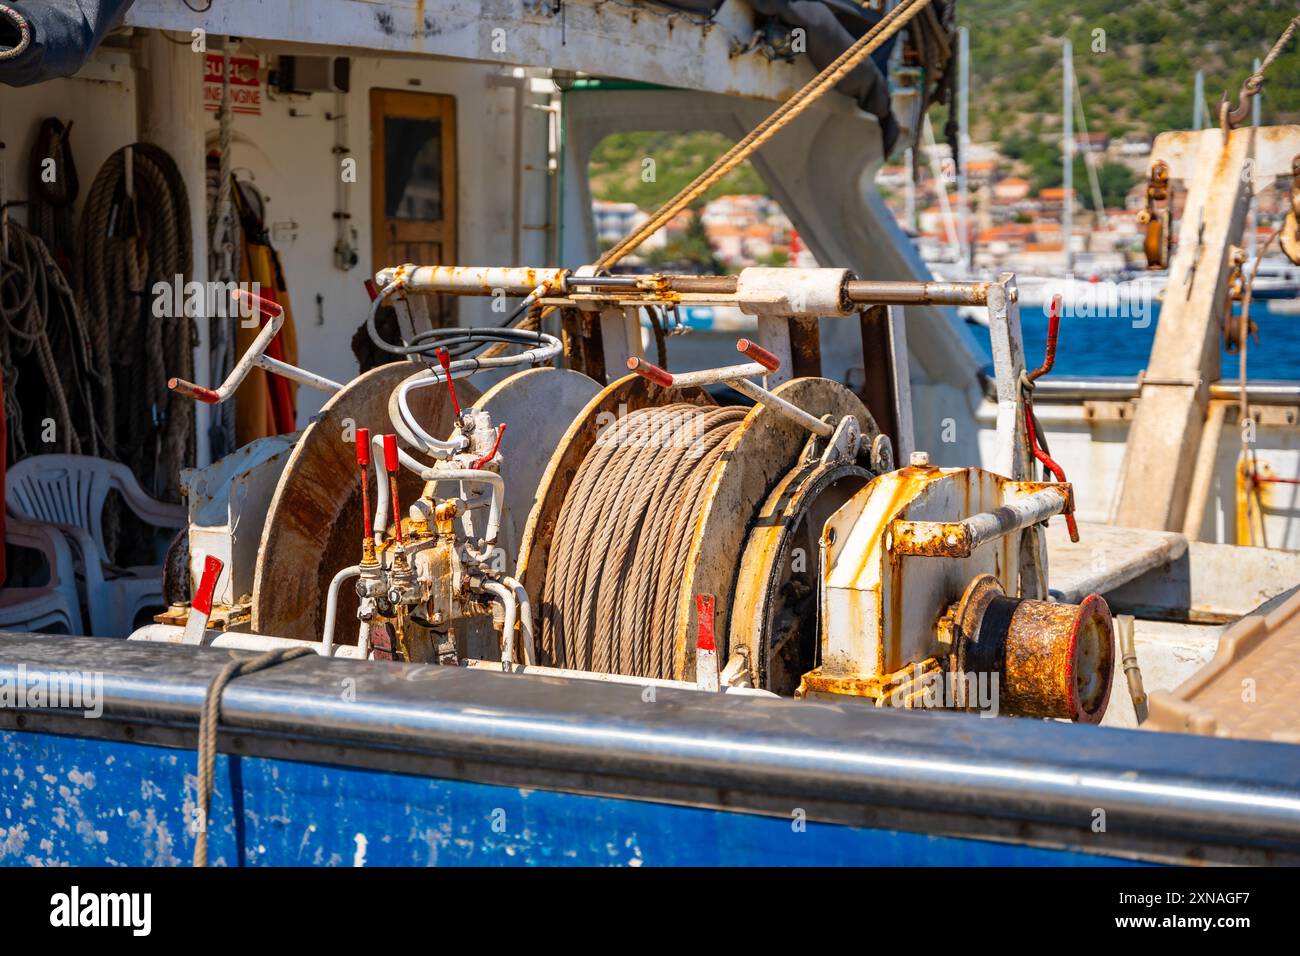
588,130,765,209
960,0,1300,140
587,2,1300,207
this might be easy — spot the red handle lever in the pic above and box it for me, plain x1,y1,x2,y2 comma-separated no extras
383,434,399,473
356,427,371,467
472,424,507,470
436,347,462,419
736,338,780,371
627,356,674,388
168,377,220,403
231,288,284,321
1028,294,1063,383
192,555,225,617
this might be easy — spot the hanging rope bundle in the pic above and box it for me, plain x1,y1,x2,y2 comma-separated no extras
539,403,747,679
0,221,101,459
28,117,79,268
77,142,195,502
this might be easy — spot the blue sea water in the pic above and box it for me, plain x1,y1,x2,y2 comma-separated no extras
996,301,1300,380
656,300,1300,381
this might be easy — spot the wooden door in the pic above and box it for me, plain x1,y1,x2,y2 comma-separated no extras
370,89,457,319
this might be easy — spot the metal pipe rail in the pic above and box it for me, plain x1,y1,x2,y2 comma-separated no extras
4,633,1299,864
998,376,1300,406
380,265,997,309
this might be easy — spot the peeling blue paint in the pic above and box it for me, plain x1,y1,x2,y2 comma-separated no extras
1,731,1129,866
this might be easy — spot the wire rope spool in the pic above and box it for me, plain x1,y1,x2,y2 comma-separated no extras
730,457,875,695
518,371,878,686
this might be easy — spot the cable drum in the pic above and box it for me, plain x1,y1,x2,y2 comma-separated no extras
539,403,748,679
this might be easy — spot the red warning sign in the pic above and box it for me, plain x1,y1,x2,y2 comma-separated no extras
204,53,262,116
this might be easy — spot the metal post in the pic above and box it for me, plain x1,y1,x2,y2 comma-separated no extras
138,31,211,466
985,273,1029,480
1248,58,1261,262
1113,125,1300,530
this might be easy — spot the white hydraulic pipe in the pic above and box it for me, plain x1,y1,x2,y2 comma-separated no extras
423,469,504,552
393,332,562,458
504,575,535,665
130,625,366,658
321,565,362,653
393,370,468,458
480,581,518,667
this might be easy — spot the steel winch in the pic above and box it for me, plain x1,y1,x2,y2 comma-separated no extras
153,266,1113,724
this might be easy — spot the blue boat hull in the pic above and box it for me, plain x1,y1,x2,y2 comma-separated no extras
3,729,1123,866
2,632,1298,866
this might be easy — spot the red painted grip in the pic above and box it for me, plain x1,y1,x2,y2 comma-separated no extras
383,433,399,473
736,338,781,371
627,356,674,388
472,423,507,470
192,554,225,616
356,427,371,466
231,287,284,321
695,594,716,652
168,377,220,404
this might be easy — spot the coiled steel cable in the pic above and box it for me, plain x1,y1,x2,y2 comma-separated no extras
539,403,746,679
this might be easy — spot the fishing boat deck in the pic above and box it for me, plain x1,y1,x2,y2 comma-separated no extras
1046,521,1188,603
1149,587,1300,743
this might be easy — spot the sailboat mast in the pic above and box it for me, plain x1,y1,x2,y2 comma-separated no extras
958,25,970,269
1063,39,1074,275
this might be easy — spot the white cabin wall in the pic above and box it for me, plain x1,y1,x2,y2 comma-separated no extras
0,66,138,233
3,41,555,437
199,53,552,424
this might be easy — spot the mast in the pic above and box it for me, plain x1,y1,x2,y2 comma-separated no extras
958,25,970,269
1249,57,1261,261
1193,69,1204,131
904,146,917,233
1062,39,1073,275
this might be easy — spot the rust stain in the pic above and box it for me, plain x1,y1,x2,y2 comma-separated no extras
1002,595,1114,723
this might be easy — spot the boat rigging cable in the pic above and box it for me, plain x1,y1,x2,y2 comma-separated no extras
538,404,747,679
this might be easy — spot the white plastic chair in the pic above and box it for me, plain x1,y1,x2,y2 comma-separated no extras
0,516,85,634
5,455,186,637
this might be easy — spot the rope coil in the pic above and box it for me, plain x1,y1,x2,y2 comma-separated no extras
193,645,314,867
539,404,746,679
